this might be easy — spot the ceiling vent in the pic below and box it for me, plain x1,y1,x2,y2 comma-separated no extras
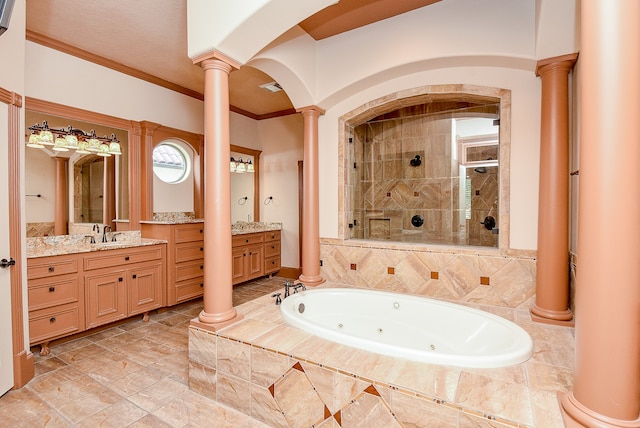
259,81,283,93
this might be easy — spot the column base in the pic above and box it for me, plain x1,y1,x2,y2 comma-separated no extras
192,308,243,332
561,392,640,428
297,274,325,287
530,305,574,326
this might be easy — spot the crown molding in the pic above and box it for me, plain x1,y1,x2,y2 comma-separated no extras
26,30,204,101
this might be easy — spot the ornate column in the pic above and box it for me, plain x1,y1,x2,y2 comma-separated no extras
561,1,640,426
196,58,241,328
54,157,68,235
530,53,577,325
297,106,325,287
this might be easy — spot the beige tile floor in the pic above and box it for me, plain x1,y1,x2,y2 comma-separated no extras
0,277,285,428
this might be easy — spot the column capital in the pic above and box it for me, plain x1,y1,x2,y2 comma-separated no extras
536,53,579,77
297,105,326,116
193,49,241,71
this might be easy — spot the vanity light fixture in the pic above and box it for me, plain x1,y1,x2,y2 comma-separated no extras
229,157,254,173
26,121,122,156
235,159,247,173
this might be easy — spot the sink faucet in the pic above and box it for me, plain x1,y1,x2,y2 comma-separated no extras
92,224,100,234
102,225,112,243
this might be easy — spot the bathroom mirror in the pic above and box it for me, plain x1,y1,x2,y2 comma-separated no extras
230,144,261,223
25,105,129,236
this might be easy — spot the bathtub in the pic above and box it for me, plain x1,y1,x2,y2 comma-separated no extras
280,288,533,368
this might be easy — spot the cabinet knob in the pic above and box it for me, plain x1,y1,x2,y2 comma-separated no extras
125,256,130,261
200,283,204,288
272,245,275,249
132,274,137,279
245,239,249,243
200,229,203,233
48,266,55,272
49,317,56,323
200,247,203,251
118,277,123,282
49,286,55,292
200,265,203,269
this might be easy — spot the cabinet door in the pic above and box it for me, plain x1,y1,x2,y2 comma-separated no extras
247,244,264,279
86,271,127,329
128,264,164,315
232,247,247,284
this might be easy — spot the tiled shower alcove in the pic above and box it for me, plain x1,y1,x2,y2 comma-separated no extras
188,289,573,427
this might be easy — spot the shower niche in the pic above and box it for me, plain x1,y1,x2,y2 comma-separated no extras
347,97,500,247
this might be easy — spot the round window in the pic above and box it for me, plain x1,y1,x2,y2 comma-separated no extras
152,142,191,184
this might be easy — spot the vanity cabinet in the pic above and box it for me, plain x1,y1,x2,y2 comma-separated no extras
232,233,264,285
27,243,166,356
140,222,205,305
27,254,85,355
263,230,281,275
84,245,165,328
231,230,281,284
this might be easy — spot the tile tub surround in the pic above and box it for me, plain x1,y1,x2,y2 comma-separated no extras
319,239,537,309
188,284,574,427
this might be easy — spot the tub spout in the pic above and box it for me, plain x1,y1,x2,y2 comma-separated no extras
284,280,293,298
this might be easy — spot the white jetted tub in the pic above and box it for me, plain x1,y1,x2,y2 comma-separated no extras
280,288,533,368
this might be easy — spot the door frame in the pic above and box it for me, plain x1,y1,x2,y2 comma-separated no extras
1,88,34,391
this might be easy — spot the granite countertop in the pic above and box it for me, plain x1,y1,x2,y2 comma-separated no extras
139,219,205,225
27,231,166,258
232,221,282,235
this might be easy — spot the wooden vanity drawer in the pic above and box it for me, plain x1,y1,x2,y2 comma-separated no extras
232,233,264,247
29,303,82,344
265,255,281,274
28,274,80,311
175,224,205,243
83,245,164,271
174,259,204,282
264,241,281,258
27,255,79,280
264,230,281,242
175,242,205,263
175,278,204,303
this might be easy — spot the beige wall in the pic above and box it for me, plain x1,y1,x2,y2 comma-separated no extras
257,114,304,269
25,42,204,134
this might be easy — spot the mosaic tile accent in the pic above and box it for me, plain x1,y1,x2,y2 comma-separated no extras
319,240,536,309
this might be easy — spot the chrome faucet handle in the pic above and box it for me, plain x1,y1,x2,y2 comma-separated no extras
271,293,282,305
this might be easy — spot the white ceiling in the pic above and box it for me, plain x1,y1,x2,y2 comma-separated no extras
26,0,440,119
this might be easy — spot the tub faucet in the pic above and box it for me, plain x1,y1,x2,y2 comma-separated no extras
284,280,293,298
293,283,306,293
102,225,112,243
